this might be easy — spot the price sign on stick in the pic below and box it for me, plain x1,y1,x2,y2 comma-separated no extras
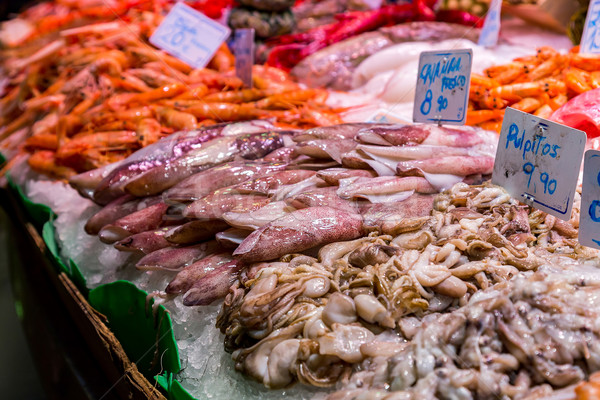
579,150,600,249
478,0,502,47
150,2,230,69
413,49,472,125
581,0,600,54
234,29,255,88
492,107,586,220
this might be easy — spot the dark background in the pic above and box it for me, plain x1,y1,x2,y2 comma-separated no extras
1,4,50,399
1,0,38,21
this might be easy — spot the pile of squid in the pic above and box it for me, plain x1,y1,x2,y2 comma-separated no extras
0,0,341,181
216,182,600,398
467,45,600,132
74,121,496,307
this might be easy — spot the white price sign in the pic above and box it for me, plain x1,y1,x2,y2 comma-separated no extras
579,150,600,248
150,2,230,69
413,49,472,125
478,0,502,47
581,0,600,54
492,108,586,220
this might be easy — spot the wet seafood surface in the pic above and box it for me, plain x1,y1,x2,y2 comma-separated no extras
216,182,600,398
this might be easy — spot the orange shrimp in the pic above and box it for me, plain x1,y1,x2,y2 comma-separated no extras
590,71,600,89
490,80,561,99
28,150,77,179
173,84,209,100
485,63,525,79
107,82,186,109
548,94,568,111
478,120,502,133
471,73,499,89
570,53,600,71
189,70,244,89
108,73,153,92
255,89,319,109
185,103,267,121
91,106,154,125
493,67,525,85
94,120,138,132
467,109,505,125
477,91,508,110
298,107,344,126
565,68,592,94
126,47,193,74
55,130,142,171
25,133,59,151
511,97,542,113
534,104,553,119
154,106,198,130
136,118,162,147
71,93,100,115
203,88,271,103
253,65,299,92
207,43,235,73
0,109,36,141
527,55,567,81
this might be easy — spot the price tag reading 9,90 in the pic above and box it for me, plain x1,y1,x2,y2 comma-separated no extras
492,108,586,221
150,2,230,69
413,49,472,125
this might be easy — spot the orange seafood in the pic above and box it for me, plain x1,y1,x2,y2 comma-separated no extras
467,46,600,132
185,103,268,121
0,0,344,179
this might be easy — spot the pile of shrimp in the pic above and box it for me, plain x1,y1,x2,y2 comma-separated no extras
466,46,600,132
0,0,342,179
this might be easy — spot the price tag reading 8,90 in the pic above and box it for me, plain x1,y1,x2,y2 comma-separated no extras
492,108,586,221
413,49,472,125
150,2,230,69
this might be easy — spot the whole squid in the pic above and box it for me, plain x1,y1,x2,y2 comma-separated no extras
89,123,230,204
233,206,364,262
124,131,284,197
338,176,436,203
98,201,172,243
136,241,220,271
88,121,277,204
163,161,287,203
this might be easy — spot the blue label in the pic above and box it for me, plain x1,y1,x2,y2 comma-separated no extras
478,0,502,47
149,2,230,69
581,0,600,54
579,151,600,248
413,49,472,125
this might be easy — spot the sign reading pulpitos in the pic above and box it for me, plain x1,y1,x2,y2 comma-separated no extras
492,107,586,221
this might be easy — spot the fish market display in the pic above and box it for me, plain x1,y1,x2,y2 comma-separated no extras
291,21,480,91
265,0,483,71
3,2,600,400
217,182,600,398
467,46,600,133
0,2,341,181
75,122,497,307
